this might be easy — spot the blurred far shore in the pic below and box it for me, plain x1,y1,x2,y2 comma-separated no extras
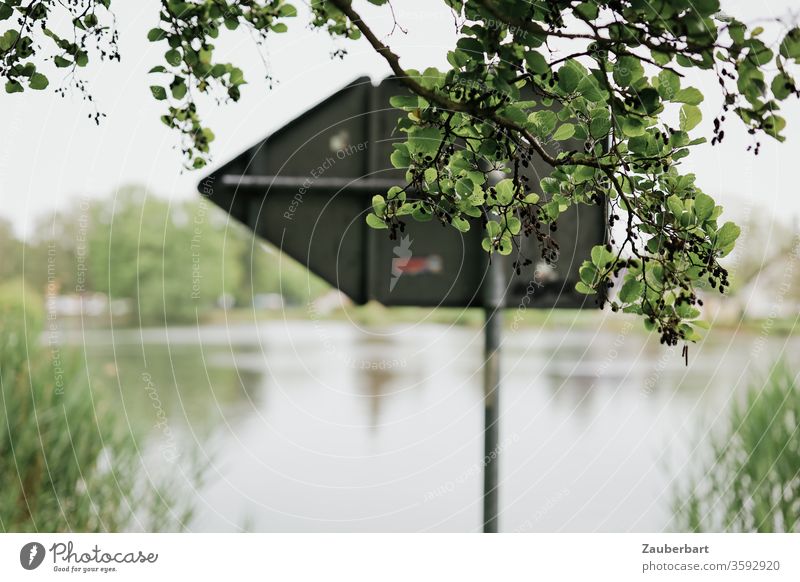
1,184,798,335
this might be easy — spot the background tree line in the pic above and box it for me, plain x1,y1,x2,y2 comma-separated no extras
0,185,327,325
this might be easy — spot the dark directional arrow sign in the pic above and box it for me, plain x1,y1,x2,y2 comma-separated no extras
198,76,606,532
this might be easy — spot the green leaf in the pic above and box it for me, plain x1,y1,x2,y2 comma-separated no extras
672,87,704,105
525,51,549,74
657,70,680,99
171,80,187,99
167,1,191,16
676,302,700,319
390,148,410,169
389,94,420,109
455,178,473,197
486,220,501,238
574,2,599,20
366,213,388,230
147,28,168,42
779,27,800,60
165,49,181,66
590,115,611,137
414,68,442,87
456,37,484,56
618,278,643,303
494,179,515,205
628,135,649,155
620,116,646,137
505,105,530,125
763,114,786,140
447,49,469,69
667,195,683,217
5,80,23,94
575,281,596,295
694,192,715,222
636,88,661,114
497,236,513,255
650,49,672,67
506,216,521,235
771,72,794,100
679,324,702,342
407,126,443,156
572,165,595,184
396,203,414,217
557,62,582,93
29,73,48,90
579,262,597,285
590,245,613,268
150,86,167,100
451,216,470,232
552,123,575,141
613,56,644,88
0,29,18,51
532,179,553,197
229,67,245,85
679,104,702,131
372,195,386,215
413,207,433,222
576,75,603,102
692,0,720,15
715,221,740,247
386,186,404,200
528,110,557,136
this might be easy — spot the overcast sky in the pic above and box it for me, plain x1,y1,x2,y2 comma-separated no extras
1,0,798,237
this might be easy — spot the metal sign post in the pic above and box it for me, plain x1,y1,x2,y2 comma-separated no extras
482,253,505,533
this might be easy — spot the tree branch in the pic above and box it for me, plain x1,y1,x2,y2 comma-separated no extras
327,0,569,169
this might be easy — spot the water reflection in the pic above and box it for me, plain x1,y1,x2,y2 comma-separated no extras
74,319,798,532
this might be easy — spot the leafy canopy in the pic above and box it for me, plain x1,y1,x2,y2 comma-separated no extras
2,0,799,344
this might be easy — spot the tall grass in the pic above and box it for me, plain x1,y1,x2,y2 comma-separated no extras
0,281,196,532
673,361,800,532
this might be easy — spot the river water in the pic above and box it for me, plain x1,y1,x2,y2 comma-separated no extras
75,315,796,532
